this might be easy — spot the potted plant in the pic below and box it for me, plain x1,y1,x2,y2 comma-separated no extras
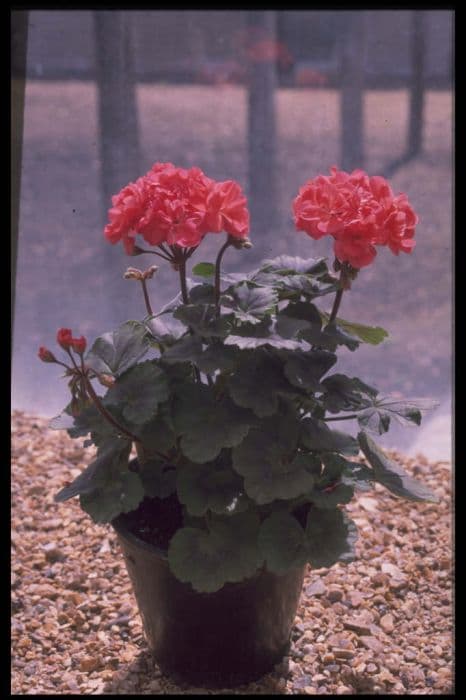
38,162,438,688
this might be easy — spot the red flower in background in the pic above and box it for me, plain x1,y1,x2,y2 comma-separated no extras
71,336,87,355
55,328,87,355
38,347,57,363
56,328,73,349
104,163,250,254
293,166,418,269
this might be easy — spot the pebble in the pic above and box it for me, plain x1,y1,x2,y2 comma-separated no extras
371,572,389,587
359,636,385,654
380,613,395,633
79,656,102,673
332,648,355,660
326,587,343,603
11,411,453,695
306,580,326,597
347,591,364,607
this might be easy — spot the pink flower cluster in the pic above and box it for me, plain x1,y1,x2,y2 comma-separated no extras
104,163,250,255
293,167,418,269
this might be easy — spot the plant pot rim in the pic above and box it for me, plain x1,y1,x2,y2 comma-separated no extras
112,512,170,562
112,510,307,595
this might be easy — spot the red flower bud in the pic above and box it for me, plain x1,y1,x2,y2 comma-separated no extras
38,346,57,363
71,336,87,355
56,328,73,349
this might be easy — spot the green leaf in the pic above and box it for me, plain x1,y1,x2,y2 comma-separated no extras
259,511,309,574
54,438,132,502
275,302,323,340
138,459,177,499
188,283,216,304
135,413,177,457
320,313,389,345
253,257,338,301
221,282,278,324
225,333,305,351
232,413,317,504
177,462,245,517
85,321,150,376
284,351,337,392
259,506,358,573
80,468,145,524
228,353,298,418
317,323,360,352
320,374,378,414
309,483,354,508
195,342,239,374
304,507,358,568
259,255,329,276
104,361,169,424
357,397,439,435
358,431,439,502
55,437,144,524
301,418,359,455
192,262,216,278
318,453,374,492
174,304,231,338
172,384,253,463
162,336,239,374
162,335,203,364
145,316,182,345
168,511,262,592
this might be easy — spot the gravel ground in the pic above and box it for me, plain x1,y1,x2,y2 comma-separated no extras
12,410,453,695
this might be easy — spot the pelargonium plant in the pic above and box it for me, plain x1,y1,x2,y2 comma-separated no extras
39,162,438,593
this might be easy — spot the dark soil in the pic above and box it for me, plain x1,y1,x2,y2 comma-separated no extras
116,493,184,551
117,489,312,552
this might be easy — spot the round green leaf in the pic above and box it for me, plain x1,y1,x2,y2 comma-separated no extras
168,512,262,592
258,511,308,574
176,462,245,516
104,361,169,424
304,507,358,569
192,262,216,278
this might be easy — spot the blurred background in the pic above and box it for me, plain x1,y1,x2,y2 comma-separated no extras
11,10,453,459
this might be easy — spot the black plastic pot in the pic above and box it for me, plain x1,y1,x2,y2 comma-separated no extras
112,512,306,688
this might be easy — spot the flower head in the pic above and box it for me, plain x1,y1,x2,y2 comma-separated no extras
71,336,87,355
55,328,87,355
104,163,250,254
38,347,57,363
56,328,73,350
293,166,418,269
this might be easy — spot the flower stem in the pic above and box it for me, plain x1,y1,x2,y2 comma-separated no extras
140,279,153,316
214,238,232,309
323,413,359,422
136,247,172,262
328,287,344,325
327,264,350,325
178,256,189,304
176,249,202,383
83,373,140,443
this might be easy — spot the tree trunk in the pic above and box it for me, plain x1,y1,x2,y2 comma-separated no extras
339,12,367,171
407,10,426,158
93,11,140,224
11,10,29,341
247,10,278,243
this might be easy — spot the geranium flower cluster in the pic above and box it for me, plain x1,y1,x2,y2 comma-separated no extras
38,328,87,364
104,162,250,255
293,166,417,269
